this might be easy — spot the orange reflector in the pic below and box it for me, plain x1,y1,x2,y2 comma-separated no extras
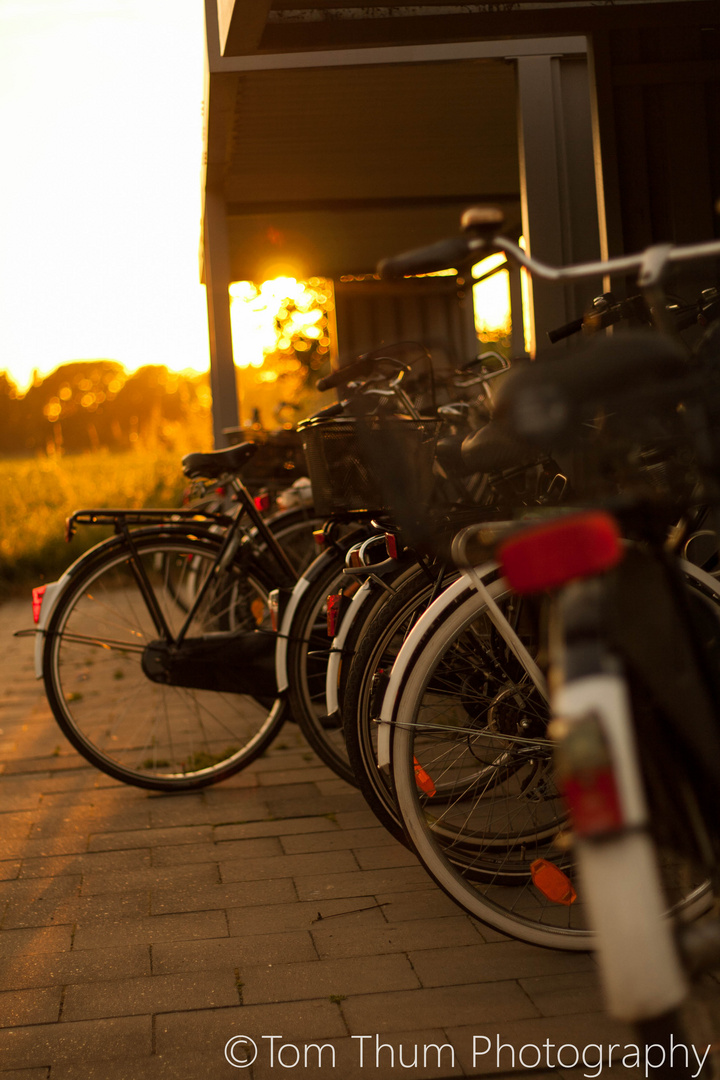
254,492,271,512
530,859,577,905
413,756,436,797
32,585,47,624
498,511,622,594
385,532,399,560
268,589,280,633
327,594,341,638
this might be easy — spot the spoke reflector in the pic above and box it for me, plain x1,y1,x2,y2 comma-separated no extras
530,858,577,905
413,756,436,797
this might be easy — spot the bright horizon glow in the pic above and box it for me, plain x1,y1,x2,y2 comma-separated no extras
0,0,210,394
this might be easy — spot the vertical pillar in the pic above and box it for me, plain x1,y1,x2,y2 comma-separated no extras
203,187,239,447
514,50,602,354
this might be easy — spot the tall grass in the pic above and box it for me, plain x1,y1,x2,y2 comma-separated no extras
0,448,190,597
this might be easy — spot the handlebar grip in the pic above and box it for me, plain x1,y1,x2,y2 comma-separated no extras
547,317,584,345
316,354,377,392
308,400,345,421
377,234,477,280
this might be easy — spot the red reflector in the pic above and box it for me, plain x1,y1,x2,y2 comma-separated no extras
562,769,625,837
498,512,622,594
215,486,226,497
32,585,47,624
254,492,271,512
530,859,577,905
413,756,436,797
327,594,340,638
385,532,399,560
313,529,326,548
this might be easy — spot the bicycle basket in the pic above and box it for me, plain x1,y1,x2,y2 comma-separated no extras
298,416,441,517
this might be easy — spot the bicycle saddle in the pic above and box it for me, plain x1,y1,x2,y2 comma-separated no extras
182,441,259,480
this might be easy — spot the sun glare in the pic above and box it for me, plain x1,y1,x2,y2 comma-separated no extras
229,277,333,370
472,252,512,341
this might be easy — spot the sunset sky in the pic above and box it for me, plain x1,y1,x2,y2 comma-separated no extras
0,0,210,392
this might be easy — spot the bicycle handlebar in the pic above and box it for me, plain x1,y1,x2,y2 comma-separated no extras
377,209,720,288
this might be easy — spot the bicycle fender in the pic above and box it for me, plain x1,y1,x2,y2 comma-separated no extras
275,576,312,692
325,579,374,717
33,576,69,678
376,564,498,768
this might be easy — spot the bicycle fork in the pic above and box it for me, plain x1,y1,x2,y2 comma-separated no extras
549,576,688,1023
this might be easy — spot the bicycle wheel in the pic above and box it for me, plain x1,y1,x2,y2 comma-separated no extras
390,575,713,950
43,527,286,791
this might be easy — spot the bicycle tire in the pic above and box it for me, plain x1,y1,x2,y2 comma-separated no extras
43,527,287,791
390,574,714,950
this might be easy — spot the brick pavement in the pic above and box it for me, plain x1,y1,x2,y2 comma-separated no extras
0,596,643,1079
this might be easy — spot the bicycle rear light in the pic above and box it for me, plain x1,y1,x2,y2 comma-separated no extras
253,492,271,512
498,511,622,594
530,859,577,905
312,529,326,548
32,585,47,624
326,594,341,638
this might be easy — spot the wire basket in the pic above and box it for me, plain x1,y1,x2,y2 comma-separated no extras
299,416,442,518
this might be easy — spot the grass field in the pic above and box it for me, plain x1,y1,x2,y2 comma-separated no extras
0,449,191,597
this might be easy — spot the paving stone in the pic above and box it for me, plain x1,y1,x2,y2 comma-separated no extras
280,826,397,854
151,877,296,915
87,824,213,852
0,945,151,991
151,930,317,974
0,1015,152,1070
213,816,338,843
0,923,73,955
333,809,384,830
518,971,605,1016
409,940,595,988
295,864,430,901
312,914,483,960
72,909,229,949
0,1070,50,1080
18,848,151,879
264,792,368,819
212,835,285,861
3,887,150,929
353,843,420,870
50,1051,248,1079
373,888,475,923
226,896,387,938
446,1012,637,1076
0,812,34,840
0,986,62,1026
256,766,332,786
148,795,270,830
219,850,358,884
155,999,347,1056
314,777,358,797
150,841,224,867
79,861,220,896
62,970,240,1021
342,980,540,1034
0,874,81,905
0,859,21,880
7,835,91,859
241,953,420,1005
